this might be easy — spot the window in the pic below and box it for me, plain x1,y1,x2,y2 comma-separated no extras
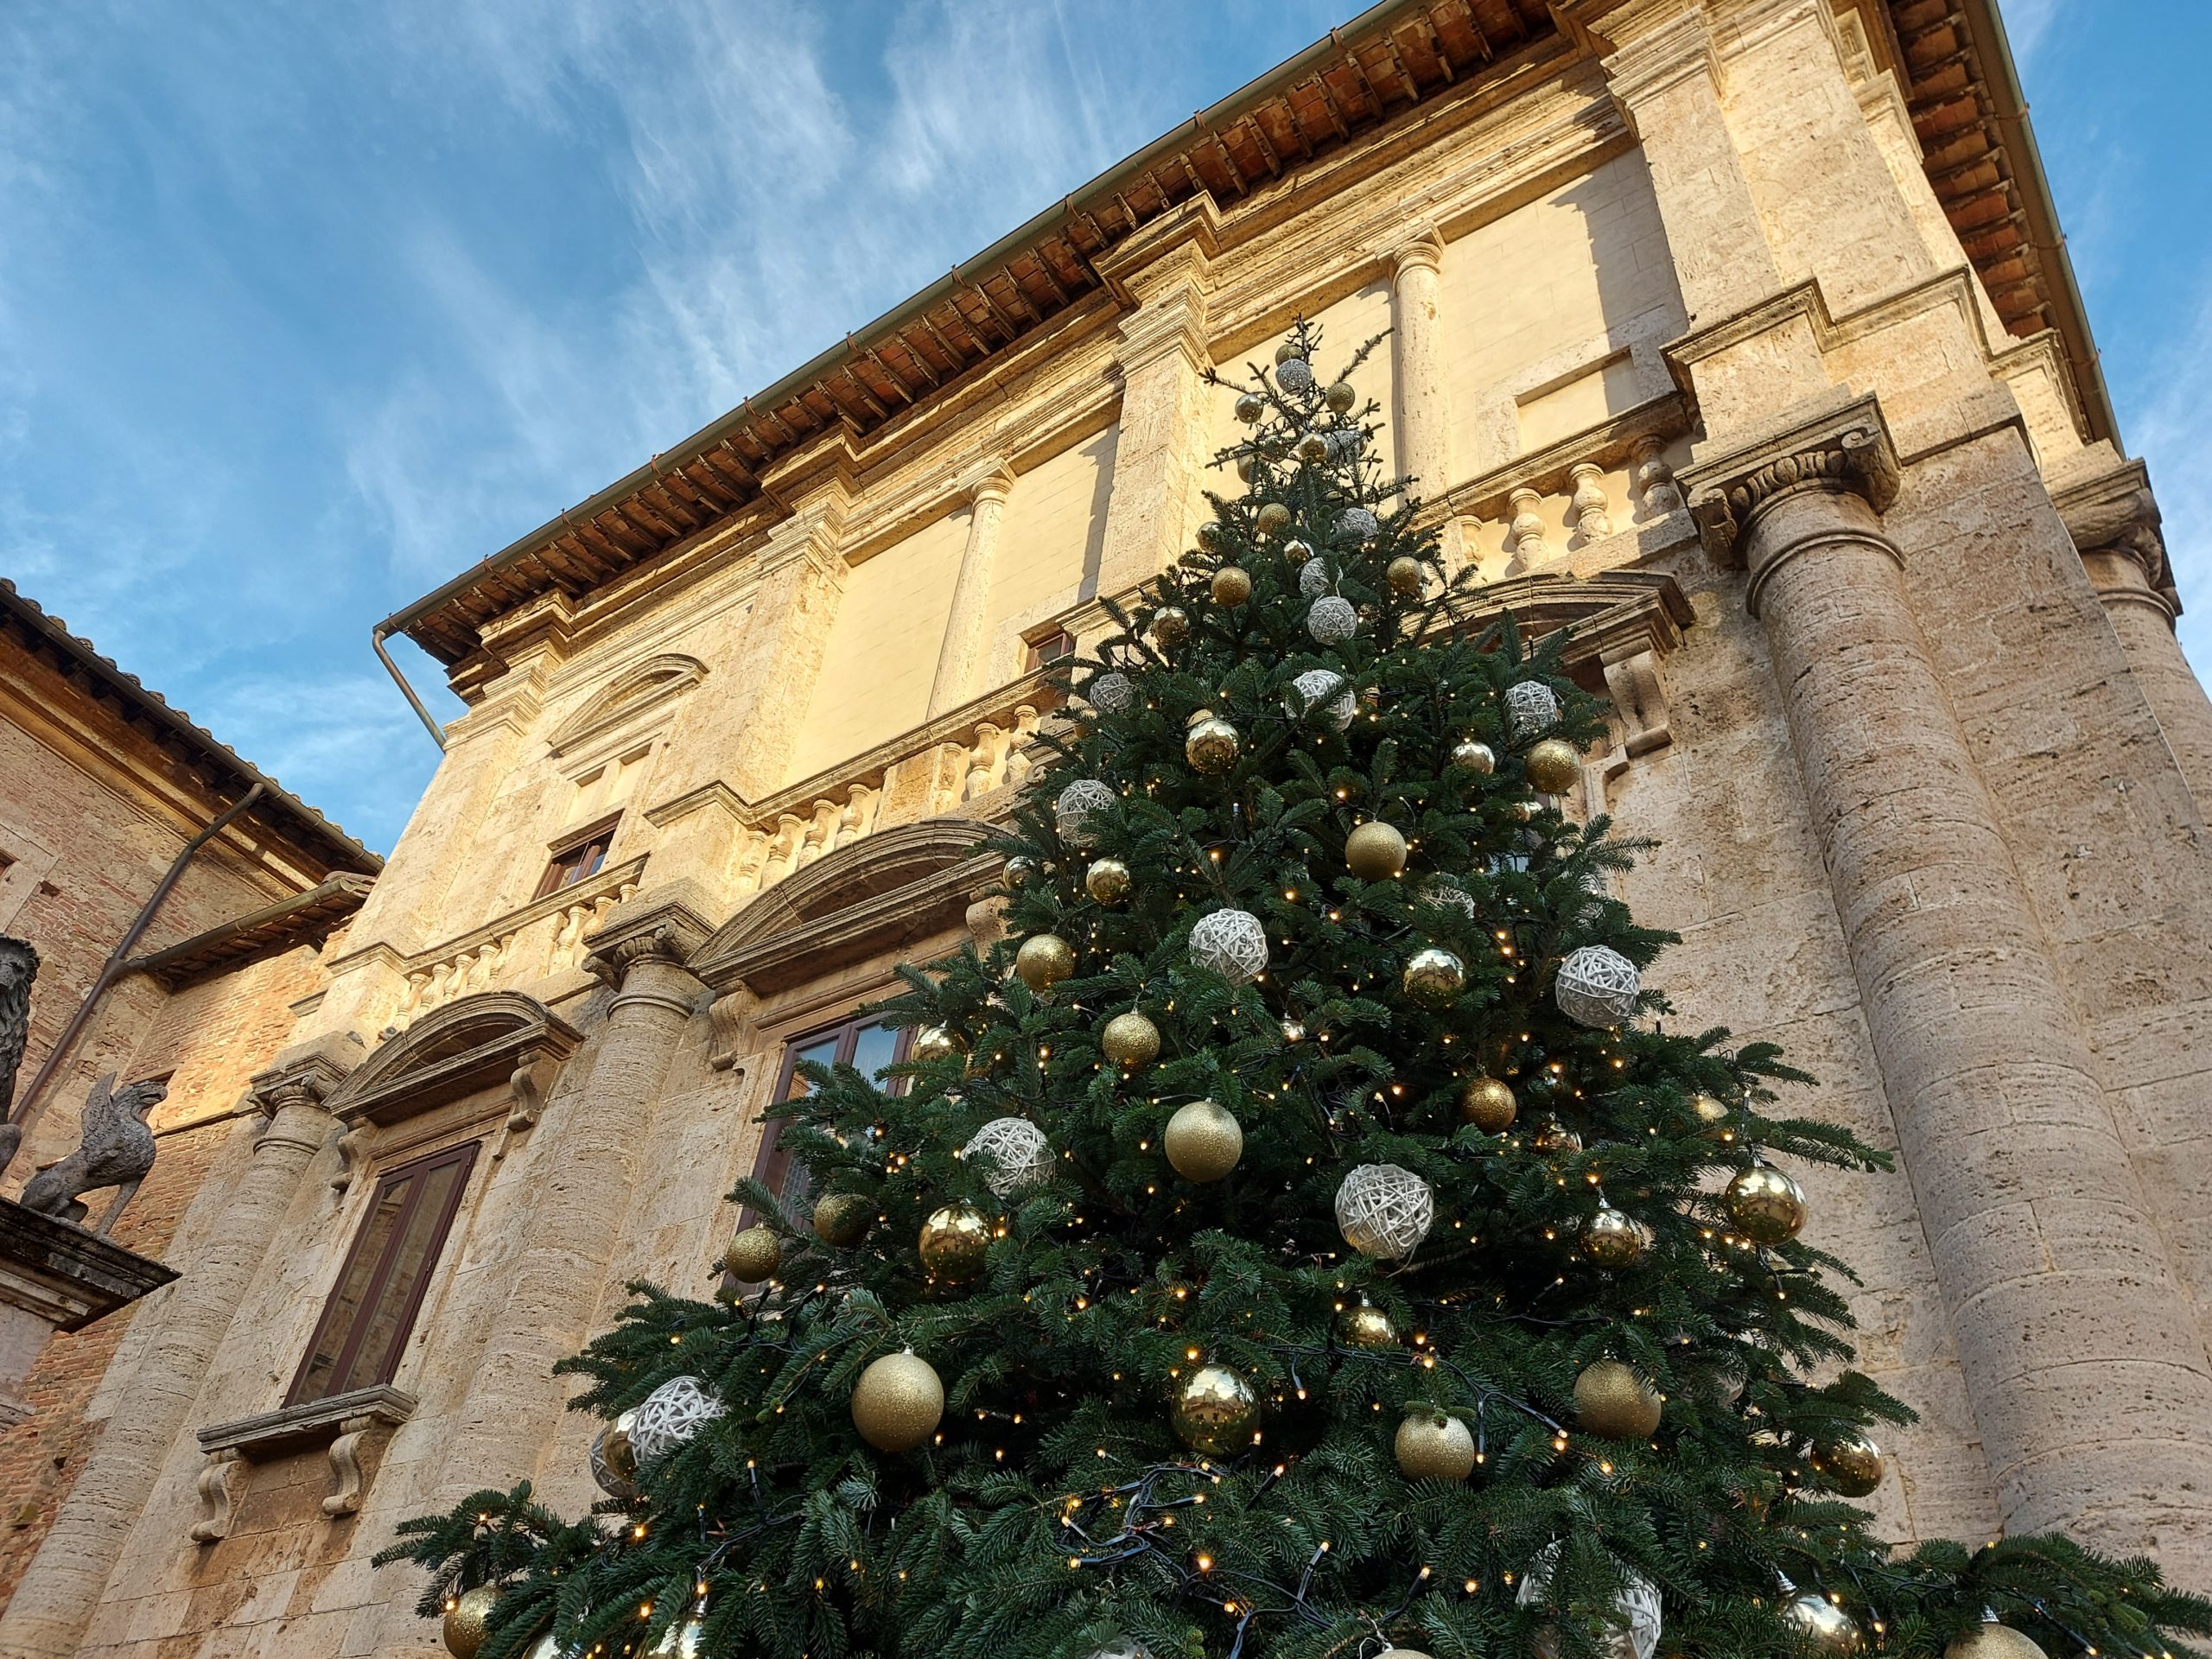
534,815,620,899
1024,629,1075,671
289,1142,477,1405
741,1014,910,1228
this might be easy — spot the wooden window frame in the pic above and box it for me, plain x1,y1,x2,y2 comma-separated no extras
1023,627,1075,671
533,812,622,900
740,1013,911,1229
286,1141,479,1406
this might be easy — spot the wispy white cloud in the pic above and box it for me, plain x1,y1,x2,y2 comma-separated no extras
2130,283,2212,680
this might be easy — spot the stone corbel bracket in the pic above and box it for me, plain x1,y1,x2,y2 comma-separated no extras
2053,454,2178,620
190,1383,416,1541
1678,392,1901,582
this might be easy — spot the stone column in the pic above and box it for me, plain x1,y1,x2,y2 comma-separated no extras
1389,228,1468,571
0,1036,359,1658
925,466,1016,717
1688,412,2212,1573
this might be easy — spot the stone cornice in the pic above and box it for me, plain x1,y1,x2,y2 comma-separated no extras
1677,392,1901,569
1093,192,1222,310
197,1384,416,1459
327,992,582,1129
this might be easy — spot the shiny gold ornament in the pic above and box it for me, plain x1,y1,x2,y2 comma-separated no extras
1282,537,1313,565
1782,1594,1864,1658
1274,340,1304,365
1102,1011,1161,1069
1236,454,1255,482
851,1350,945,1452
1150,607,1190,648
1726,1164,1807,1244
1344,820,1408,880
1170,1362,1259,1454
1401,947,1466,1009
1335,1299,1398,1349
1394,1409,1477,1482
911,1023,963,1065
1296,431,1330,463
1459,1075,1517,1133
1449,738,1495,774
442,1586,499,1659
1580,1204,1649,1268
721,1224,781,1284
1531,1118,1583,1156
1574,1358,1662,1440
1211,564,1252,606
1002,854,1039,889
1946,1622,2048,1659
1255,502,1292,536
1325,379,1357,412
1185,715,1241,776
1524,737,1583,795
1691,1091,1732,1139
1085,857,1134,906
1163,1099,1243,1183
595,1408,639,1486
1234,391,1265,423
918,1203,993,1283
1014,932,1076,991
1385,556,1423,595
1198,520,1229,552
814,1192,872,1248
1280,1017,1306,1044
1808,1431,1885,1497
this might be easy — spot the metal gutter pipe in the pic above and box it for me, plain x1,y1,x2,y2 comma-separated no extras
373,622,448,749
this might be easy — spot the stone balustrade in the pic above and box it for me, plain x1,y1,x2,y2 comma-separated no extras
385,859,645,1033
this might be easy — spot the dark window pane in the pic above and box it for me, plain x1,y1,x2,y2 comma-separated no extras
294,1172,413,1402
849,1022,898,1085
780,1037,840,1102
343,1159,468,1389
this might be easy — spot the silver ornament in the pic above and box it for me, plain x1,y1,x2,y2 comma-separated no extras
1555,945,1642,1027
1518,1542,1663,1659
1054,779,1117,848
1287,668,1357,732
1504,679,1564,740
1088,671,1133,713
1334,1163,1433,1261
1298,557,1333,599
1307,594,1358,644
627,1376,726,1466
1188,908,1268,985
1274,357,1316,394
963,1116,1052,1197
1338,505,1380,543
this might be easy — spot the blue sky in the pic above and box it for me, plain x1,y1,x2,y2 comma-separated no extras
1,2,2202,855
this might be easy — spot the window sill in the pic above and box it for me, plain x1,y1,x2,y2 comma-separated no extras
189,1384,416,1541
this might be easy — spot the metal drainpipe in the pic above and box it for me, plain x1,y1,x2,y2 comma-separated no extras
372,622,447,750
2,781,267,1178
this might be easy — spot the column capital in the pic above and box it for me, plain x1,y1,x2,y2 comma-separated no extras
1389,226,1446,282
583,880,715,988
1678,393,1900,570
963,461,1018,509
2054,454,2176,603
246,1033,363,1128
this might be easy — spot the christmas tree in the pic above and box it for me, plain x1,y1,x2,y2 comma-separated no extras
384,322,2211,1659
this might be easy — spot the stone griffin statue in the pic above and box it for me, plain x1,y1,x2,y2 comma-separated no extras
0,935,39,1173
21,1072,165,1235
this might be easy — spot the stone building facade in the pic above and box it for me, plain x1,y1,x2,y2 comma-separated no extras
8,0,2212,1651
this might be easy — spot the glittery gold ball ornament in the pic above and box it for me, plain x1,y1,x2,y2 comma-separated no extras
1296,430,1330,463
1150,607,1189,648
1726,1164,1807,1244
1946,1622,2048,1659
1459,1076,1517,1133
1395,1409,1477,1482
1335,1299,1398,1348
1171,1362,1258,1454
1102,1010,1161,1070
1524,737,1583,795
1343,820,1408,880
1402,946,1466,1009
721,1224,781,1284
1282,536,1313,565
1185,715,1241,775
1234,392,1264,423
1581,1204,1649,1268
1449,737,1496,774
1211,564,1252,606
442,1587,499,1659
1575,1359,1663,1439
918,1203,993,1283
1015,932,1076,991
1163,1099,1243,1183
851,1350,944,1452
814,1191,872,1247
1386,556,1423,595
1691,1091,1733,1139
911,1024,963,1065
1274,340,1304,365
1808,1431,1885,1497
1086,857,1133,906
1532,1118,1583,1156
1782,1594,1864,1658
1325,378,1357,412
1255,502,1292,536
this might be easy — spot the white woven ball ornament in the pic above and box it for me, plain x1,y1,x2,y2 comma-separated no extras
1188,908,1268,985
1274,356,1316,393
1334,1163,1433,1261
1287,668,1357,732
1338,505,1380,543
963,1116,1052,1197
1518,1542,1663,1659
1556,944,1643,1027
1307,594,1358,644
626,1376,727,1466
1054,779,1117,847
1088,671,1134,713
1504,679,1564,740
1298,557,1334,599
1326,427,1362,458
1422,879,1478,919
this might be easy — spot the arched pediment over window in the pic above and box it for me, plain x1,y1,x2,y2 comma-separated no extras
546,653,708,758
330,992,582,1128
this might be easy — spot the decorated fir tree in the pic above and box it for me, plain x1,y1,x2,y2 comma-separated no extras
385,323,2211,1659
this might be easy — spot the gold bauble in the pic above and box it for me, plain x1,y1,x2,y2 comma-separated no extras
1691,1090,1732,1139
1574,1358,1662,1439
1234,391,1265,423
1580,1204,1649,1268
1002,854,1040,889
1385,556,1423,595
722,1224,782,1284
1401,946,1466,1009
1212,564,1252,606
1335,1300,1399,1349
1274,340,1304,365
1085,857,1134,906
1255,501,1293,536
1782,1594,1864,1658
1163,1099,1243,1183
1394,1409,1477,1482
1171,1362,1258,1454
1450,738,1497,775
1808,1431,1885,1497
442,1586,499,1659
918,1203,993,1283
1459,1076,1517,1133
1282,537,1313,565
601,1409,639,1484
1150,607,1190,648
1015,932,1076,991
1524,737,1583,795
1947,1623,2049,1659
1102,1010,1162,1070
1325,378,1357,412
1344,820,1408,880
814,1191,873,1248
1296,431,1330,463
1726,1164,1807,1244
1185,715,1242,776
1531,1118,1583,1156
1198,520,1229,552
851,1350,945,1453
911,1023,963,1065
